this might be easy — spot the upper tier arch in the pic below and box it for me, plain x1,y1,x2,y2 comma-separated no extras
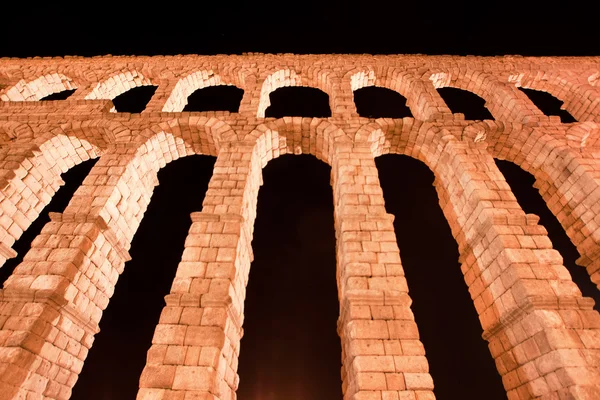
84,70,154,101
256,68,337,118
162,70,245,112
1,73,76,101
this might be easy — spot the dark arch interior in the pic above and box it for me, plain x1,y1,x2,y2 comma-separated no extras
437,86,494,120
494,159,599,310
375,154,505,400
353,86,413,118
40,89,76,101
518,87,577,123
71,155,216,400
264,86,331,118
0,158,98,286
111,85,158,113
182,85,244,112
238,154,341,400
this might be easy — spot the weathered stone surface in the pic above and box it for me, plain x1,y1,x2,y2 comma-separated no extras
0,53,597,400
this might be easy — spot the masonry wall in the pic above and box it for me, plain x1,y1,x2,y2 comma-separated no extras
0,53,598,400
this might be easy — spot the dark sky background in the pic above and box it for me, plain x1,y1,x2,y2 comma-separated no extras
1,2,600,400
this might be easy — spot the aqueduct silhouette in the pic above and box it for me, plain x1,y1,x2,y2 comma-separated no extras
0,54,599,399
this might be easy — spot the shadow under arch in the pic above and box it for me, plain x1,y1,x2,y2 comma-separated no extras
237,153,341,400
264,86,331,118
353,85,413,118
374,153,506,399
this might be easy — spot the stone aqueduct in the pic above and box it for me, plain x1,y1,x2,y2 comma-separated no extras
0,53,599,400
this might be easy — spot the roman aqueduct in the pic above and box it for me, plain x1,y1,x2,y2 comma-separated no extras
0,53,599,399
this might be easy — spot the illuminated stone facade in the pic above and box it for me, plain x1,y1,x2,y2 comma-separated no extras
0,54,599,400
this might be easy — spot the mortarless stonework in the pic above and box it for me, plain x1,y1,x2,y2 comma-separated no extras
0,53,598,400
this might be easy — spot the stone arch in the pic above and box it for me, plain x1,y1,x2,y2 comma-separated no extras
462,120,600,287
347,68,452,121
356,120,460,178
84,70,154,101
508,71,600,121
69,117,235,250
0,73,76,101
430,70,543,122
256,68,336,118
348,69,417,118
162,70,245,112
0,131,103,266
246,118,351,167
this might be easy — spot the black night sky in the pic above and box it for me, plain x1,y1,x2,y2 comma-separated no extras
1,3,600,400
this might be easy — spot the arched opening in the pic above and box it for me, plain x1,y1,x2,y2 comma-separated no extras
264,87,331,118
111,86,158,113
182,85,244,112
517,87,577,123
237,154,341,400
494,159,599,309
375,154,505,400
437,87,494,120
71,155,216,400
353,86,413,118
40,89,76,101
0,158,97,286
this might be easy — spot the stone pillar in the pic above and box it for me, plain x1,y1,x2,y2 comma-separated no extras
66,84,97,101
397,73,454,121
137,142,261,400
0,212,130,400
331,142,435,400
237,75,258,118
330,77,359,118
434,138,600,399
142,80,177,114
